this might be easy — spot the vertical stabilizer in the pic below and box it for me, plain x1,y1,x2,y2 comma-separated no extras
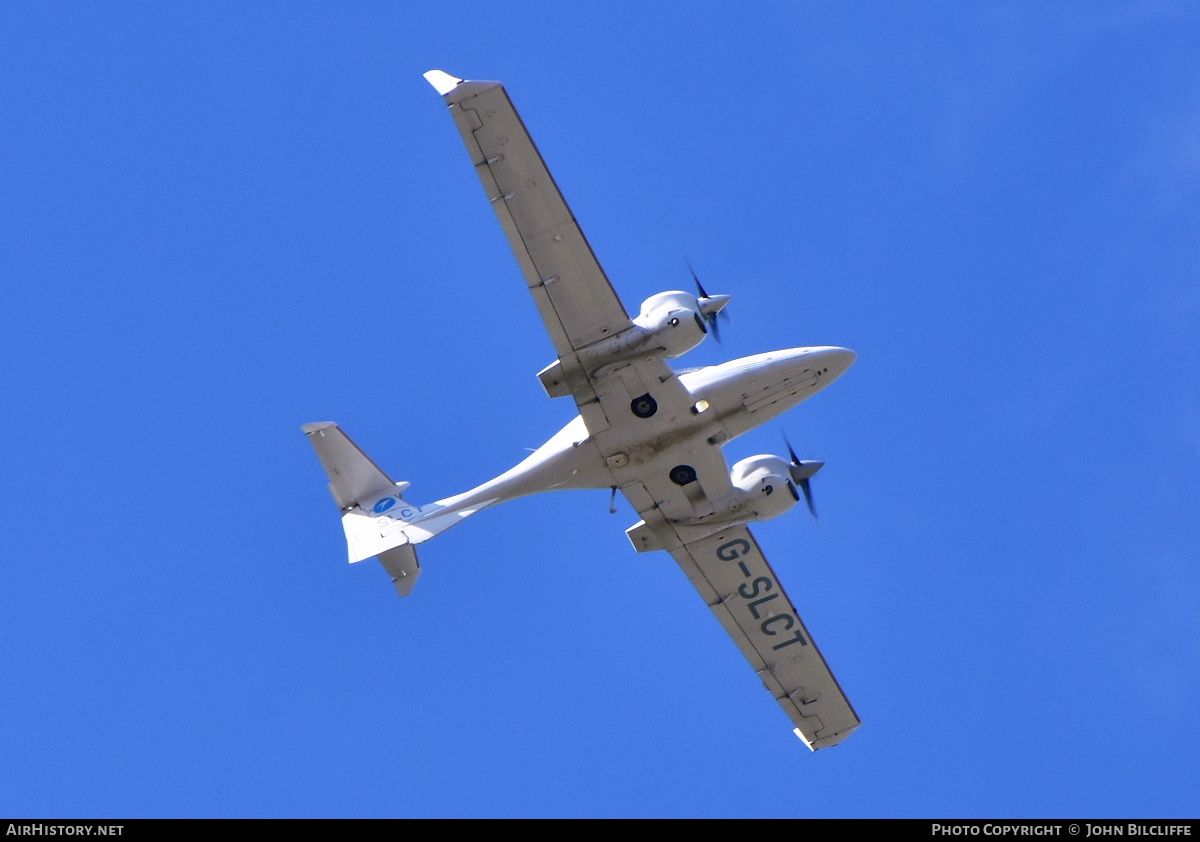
377,544,421,598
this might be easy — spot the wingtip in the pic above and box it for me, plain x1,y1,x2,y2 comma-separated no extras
423,69,463,95
301,422,338,435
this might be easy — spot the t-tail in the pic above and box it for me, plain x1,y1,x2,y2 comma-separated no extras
302,422,481,597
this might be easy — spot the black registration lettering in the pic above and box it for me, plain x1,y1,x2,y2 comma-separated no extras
747,593,780,619
738,576,773,600
716,538,751,561
771,629,809,649
760,614,795,635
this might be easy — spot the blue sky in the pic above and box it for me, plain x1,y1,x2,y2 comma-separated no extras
2,1,1198,819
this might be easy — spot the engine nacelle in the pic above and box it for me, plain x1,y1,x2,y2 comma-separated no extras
632,291,708,359
666,453,802,527
562,288,725,383
728,454,800,522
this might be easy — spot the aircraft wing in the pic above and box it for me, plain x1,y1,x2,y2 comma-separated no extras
655,520,860,749
593,392,857,748
425,71,632,402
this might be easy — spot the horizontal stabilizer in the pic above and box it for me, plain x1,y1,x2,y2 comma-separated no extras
303,422,403,511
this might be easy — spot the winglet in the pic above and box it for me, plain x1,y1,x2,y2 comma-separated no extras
423,69,463,95
423,70,502,104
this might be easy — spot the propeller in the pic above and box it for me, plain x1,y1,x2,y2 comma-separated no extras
686,261,731,343
783,433,824,518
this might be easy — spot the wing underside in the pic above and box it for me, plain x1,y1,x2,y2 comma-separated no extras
663,522,860,749
430,74,631,362
431,72,673,439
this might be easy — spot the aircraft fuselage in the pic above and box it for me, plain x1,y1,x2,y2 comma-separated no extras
434,345,855,515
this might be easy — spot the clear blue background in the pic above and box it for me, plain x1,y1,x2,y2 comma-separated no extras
2,1,1197,819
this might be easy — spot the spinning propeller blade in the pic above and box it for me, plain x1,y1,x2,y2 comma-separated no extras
783,432,823,519
686,260,731,344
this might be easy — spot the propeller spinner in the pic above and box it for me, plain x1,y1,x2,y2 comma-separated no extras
687,262,731,343
783,433,824,518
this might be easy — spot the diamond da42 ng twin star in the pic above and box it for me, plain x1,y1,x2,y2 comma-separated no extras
304,70,860,749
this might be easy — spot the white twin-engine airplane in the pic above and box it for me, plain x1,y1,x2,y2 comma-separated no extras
304,70,861,750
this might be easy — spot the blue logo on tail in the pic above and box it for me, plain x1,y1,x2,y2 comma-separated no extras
373,498,397,514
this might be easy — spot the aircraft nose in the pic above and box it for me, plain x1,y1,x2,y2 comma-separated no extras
816,346,856,379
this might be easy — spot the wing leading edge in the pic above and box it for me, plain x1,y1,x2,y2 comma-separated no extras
665,522,860,749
